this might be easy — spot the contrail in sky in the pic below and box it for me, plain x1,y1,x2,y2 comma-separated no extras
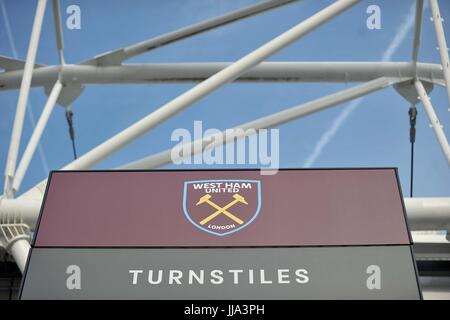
303,2,418,168
1,0,50,177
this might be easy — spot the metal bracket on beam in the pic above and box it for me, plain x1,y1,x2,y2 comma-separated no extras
0,197,32,274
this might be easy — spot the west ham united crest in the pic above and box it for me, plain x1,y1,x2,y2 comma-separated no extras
183,180,261,236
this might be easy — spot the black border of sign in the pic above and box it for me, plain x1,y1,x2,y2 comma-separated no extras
19,171,53,300
20,167,422,299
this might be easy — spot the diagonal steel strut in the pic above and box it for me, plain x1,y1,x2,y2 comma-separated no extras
57,0,360,172
3,0,47,199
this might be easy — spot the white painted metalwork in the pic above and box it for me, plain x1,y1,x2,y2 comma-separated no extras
12,80,63,194
0,199,41,229
1,195,449,234
0,0,449,274
412,0,424,69
121,77,398,170
56,0,360,172
51,0,65,65
81,0,301,66
406,197,450,232
7,239,30,273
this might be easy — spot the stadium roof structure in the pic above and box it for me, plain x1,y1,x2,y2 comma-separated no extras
0,0,449,274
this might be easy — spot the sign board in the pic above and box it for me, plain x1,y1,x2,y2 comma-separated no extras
20,169,421,299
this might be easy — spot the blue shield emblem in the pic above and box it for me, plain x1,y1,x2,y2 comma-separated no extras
183,180,261,236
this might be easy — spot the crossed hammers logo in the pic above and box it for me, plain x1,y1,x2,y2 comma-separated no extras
196,193,248,225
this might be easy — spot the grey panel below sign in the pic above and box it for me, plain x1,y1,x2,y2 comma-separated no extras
21,246,420,300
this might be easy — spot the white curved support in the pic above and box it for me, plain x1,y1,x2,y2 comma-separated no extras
0,198,41,229
51,62,447,85
430,0,450,106
82,0,300,66
412,0,424,66
8,238,31,274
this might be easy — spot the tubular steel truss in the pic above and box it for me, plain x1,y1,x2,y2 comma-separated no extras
0,0,450,272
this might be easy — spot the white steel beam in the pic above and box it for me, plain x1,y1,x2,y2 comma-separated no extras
51,0,65,65
1,195,448,233
405,197,450,230
0,198,41,229
430,0,450,105
81,0,300,66
415,80,450,166
56,0,359,172
3,0,47,198
12,81,63,194
47,62,448,86
412,0,424,67
8,239,30,273
0,62,445,89
121,77,398,170
13,76,396,218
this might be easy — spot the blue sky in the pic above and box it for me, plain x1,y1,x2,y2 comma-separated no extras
1,0,449,197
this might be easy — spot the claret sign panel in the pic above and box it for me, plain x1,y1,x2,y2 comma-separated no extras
33,169,410,247
20,169,421,299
